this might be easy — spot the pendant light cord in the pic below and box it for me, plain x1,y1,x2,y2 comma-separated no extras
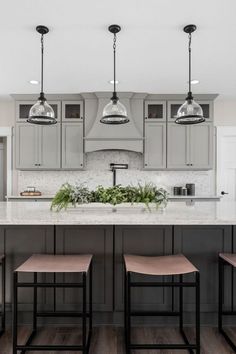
188,33,192,94
112,33,118,102
187,32,193,101
40,33,44,98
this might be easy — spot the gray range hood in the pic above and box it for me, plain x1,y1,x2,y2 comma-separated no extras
82,92,146,153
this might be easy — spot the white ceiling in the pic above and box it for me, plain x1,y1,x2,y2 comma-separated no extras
0,0,236,99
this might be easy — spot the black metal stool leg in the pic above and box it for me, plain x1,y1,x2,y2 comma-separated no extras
83,272,87,354
218,257,223,332
127,272,131,354
13,272,18,354
179,274,183,331
33,272,37,332
124,265,127,351
196,272,200,354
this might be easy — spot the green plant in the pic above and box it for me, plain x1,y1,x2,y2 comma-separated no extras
50,183,92,211
51,183,169,211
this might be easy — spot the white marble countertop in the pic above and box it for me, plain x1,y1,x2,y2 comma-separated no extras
0,200,235,225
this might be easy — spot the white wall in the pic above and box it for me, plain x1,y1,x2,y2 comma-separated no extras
0,100,14,126
214,98,236,126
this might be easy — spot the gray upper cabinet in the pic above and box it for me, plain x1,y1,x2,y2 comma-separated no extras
144,100,166,122
62,123,84,169
167,123,213,169
38,125,61,169
144,123,166,169
15,124,38,169
15,101,61,123
167,100,213,122
15,124,61,169
190,123,213,169
62,100,83,122
167,124,189,168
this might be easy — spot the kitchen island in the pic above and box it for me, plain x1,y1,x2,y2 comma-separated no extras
0,201,236,326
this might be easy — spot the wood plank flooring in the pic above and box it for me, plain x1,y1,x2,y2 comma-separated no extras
0,326,236,354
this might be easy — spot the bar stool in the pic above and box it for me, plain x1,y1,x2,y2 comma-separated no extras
0,255,5,337
13,254,93,353
219,253,236,352
124,254,200,353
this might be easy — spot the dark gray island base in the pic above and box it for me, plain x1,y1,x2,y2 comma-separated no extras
0,224,235,326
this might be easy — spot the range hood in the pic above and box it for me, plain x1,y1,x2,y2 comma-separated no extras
83,92,146,153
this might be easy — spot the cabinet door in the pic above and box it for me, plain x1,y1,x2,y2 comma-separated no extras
190,124,213,169
144,101,166,122
167,124,189,168
0,226,54,313
114,226,172,311
144,123,166,169
15,124,38,169
55,226,113,312
38,125,61,169
174,226,232,314
62,101,84,122
62,123,84,169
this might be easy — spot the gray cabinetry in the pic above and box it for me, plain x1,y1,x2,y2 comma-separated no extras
55,226,113,312
114,226,172,312
62,123,84,169
15,124,61,169
15,98,84,170
62,100,83,122
144,101,166,122
144,123,166,169
167,123,213,169
15,124,38,169
190,123,213,169
167,124,189,168
174,226,232,314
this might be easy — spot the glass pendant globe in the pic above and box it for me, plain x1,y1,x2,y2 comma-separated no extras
27,99,56,125
100,99,129,124
175,99,205,125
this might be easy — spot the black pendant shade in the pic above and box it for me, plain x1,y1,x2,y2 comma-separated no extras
27,25,56,125
100,25,129,125
175,24,205,125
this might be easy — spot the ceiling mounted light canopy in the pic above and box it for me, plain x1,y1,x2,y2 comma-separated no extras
27,25,56,125
100,24,129,125
175,24,205,125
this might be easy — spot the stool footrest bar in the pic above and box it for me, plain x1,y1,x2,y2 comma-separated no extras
130,281,197,287
36,311,90,318
130,311,180,317
129,344,197,350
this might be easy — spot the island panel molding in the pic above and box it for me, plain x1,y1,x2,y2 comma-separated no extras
114,225,172,312
55,225,113,312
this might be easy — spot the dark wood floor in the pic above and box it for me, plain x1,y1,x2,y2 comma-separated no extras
0,326,236,354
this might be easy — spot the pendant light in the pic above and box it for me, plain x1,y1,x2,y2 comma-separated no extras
100,25,129,125
27,25,56,125
175,25,205,125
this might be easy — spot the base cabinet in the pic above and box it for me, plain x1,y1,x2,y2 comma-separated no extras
0,226,54,312
174,226,232,313
55,226,113,312
114,226,172,311
0,224,234,326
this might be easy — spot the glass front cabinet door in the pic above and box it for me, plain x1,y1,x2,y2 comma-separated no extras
62,101,84,122
15,101,61,123
144,101,166,122
167,100,213,121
